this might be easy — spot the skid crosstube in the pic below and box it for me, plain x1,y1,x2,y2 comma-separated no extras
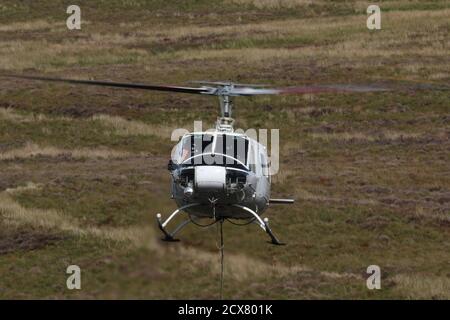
156,204,285,245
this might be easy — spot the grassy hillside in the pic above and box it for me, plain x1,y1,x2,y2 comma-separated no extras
0,0,449,299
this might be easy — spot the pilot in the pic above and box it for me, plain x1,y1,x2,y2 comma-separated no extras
180,143,191,163
168,140,191,171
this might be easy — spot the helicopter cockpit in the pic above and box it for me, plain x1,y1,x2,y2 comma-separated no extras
171,133,251,170
168,131,271,211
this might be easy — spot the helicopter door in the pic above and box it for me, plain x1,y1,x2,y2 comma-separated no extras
253,142,270,201
260,148,270,178
247,140,258,174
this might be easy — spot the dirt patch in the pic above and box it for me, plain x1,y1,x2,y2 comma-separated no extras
0,225,65,255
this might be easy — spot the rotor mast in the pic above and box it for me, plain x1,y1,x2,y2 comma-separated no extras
216,84,235,132
217,94,235,132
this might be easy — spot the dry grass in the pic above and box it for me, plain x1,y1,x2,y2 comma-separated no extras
0,192,83,234
0,188,360,283
0,108,53,122
309,131,423,143
0,108,23,121
0,20,64,32
3,181,445,299
161,8,448,42
5,182,42,194
272,166,296,184
153,9,449,65
295,188,379,206
413,205,450,225
92,114,175,138
228,0,314,9
0,191,156,248
0,142,131,160
392,274,450,299
1,174,446,298
1,108,176,139
165,42,448,64
1,9,448,71
230,0,438,10
0,39,147,70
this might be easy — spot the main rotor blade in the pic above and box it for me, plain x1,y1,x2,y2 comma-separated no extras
275,81,450,94
277,84,390,94
225,84,390,96
2,74,213,95
3,74,447,97
232,82,449,95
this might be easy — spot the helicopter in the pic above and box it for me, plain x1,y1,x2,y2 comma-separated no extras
2,74,430,245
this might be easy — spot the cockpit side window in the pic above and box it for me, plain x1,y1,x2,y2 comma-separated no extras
180,137,191,163
173,134,207,164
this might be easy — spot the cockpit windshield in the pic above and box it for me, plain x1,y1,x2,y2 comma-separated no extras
172,133,249,168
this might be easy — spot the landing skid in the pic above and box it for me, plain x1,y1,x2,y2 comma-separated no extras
232,204,285,245
156,203,284,245
156,203,200,241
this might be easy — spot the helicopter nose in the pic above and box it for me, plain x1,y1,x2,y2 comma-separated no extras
194,166,226,192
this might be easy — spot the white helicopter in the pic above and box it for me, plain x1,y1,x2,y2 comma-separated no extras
3,74,392,245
